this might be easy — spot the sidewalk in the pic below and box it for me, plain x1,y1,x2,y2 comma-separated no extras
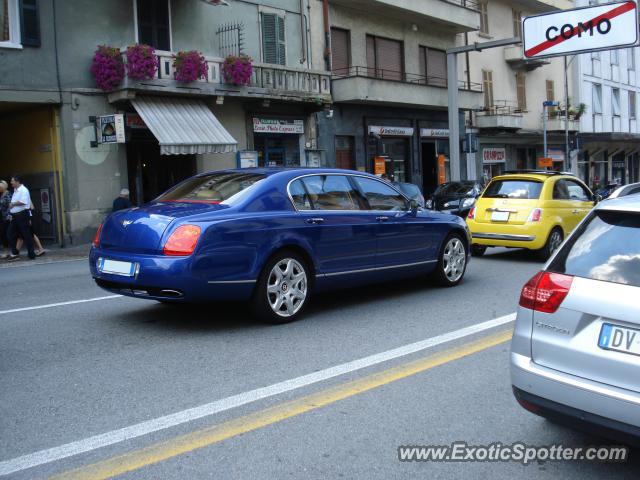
0,244,90,268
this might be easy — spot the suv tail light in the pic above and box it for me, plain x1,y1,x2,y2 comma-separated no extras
519,271,573,313
467,206,476,220
527,208,542,222
93,223,103,247
163,225,201,256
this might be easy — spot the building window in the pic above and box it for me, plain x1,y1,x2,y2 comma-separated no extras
479,1,489,35
136,0,171,51
419,46,447,87
612,88,621,116
629,91,636,119
546,80,554,102
516,71,527,111
261,12,286,65
592,84,603,114
366,35,404,81
512,9,522,38
628,48,636,71
591,50,600,61
482,70,493,107
331,27,350,75
1,0,19,47
611,49,619,66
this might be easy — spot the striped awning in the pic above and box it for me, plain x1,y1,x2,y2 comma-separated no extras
131,96,237,155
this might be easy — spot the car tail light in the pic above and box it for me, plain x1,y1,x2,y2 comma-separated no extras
93,223,103,248
163,225,201,256
467,206,476,220
527,208,542,222
519,271,573,313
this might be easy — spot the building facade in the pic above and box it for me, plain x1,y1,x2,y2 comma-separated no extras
1,0,330,244
309,0,483,195
572,0,640,189
465,0,575,184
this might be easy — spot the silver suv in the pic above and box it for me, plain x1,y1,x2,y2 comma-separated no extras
510,194,640,445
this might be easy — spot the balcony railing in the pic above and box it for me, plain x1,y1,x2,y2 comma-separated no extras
476,100,524,117
475,100,523,129
119,50,331,101
332,66,482,92
444,0,481,10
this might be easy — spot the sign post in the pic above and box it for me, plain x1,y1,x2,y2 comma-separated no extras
543,100,559,160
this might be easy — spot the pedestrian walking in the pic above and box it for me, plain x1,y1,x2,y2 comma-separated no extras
16,201,45,256
7,175,36,261
0,180,10,259
113,188,131,212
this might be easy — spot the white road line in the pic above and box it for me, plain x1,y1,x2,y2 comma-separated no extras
0,295,122,315
0,312,516,476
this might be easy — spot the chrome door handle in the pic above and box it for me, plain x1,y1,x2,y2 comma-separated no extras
305,217,325,224
376,216,390,222
572,209,579,214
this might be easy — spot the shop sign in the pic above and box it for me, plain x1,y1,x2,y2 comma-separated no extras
374,156,387,175
482,147,506,163
438,154,447,185
420,128,449,138
369,126,414,137
98,114,125,144
538,157,554,168
612,160,625,168
125,113,147,129
548,147,565,161
237,150,259,169
253,118,304,134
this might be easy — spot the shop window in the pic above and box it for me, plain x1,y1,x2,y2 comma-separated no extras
419,46,447,87
331,27,350,75
366,34,403,81
335,136,355,170
261,12,286,65
136,0,171,51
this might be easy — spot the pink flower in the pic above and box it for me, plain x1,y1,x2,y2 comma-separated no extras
222,55,253,86
173,51,208,83
90,45,125,91
126,44,158,81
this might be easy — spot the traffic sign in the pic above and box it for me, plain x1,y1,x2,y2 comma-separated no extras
523,1,638,59
543,101,559,107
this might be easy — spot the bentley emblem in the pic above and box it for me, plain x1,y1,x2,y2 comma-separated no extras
122,220,133,227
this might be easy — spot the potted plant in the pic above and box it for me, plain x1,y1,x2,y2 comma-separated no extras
173,50,208,83
573,103,587,120
125,44,158,81
221,54,253,86
90,45,124,91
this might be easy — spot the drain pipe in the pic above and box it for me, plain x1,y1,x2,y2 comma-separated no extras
322,0,331,71
299,0,307,65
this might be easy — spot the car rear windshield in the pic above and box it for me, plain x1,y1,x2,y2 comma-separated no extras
548,210,640,287
156,172,266,204
482,180,542,199
434,182,476,196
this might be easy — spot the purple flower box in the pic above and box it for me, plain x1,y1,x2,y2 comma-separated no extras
90,45,124,91
222,55,253,86
126,44,158,81
173,50,208,83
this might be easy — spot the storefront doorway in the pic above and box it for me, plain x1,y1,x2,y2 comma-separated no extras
421,139,449,195
381,138,409,182
254,134,301,167
126,139,196,204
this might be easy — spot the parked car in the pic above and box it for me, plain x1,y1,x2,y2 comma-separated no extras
466,170,596,259
607,181,640,200
511,194,640,445
426,181,483,218
90,169,471,324
392,181,425,208
595,182,620,199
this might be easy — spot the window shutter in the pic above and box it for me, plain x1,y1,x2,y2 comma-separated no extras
375,37,402,81
516,72,527,110
427,48,447,87
261,13,277,64
276,15,286,66
331,28,350,74
20,0,40,47
366,35,376,77
418,46,427,82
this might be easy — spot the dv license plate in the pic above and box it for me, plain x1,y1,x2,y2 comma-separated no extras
98,258,137,277
491,211,510,222
598,323,640,357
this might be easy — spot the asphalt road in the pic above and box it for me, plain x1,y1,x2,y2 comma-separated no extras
0,249,638,479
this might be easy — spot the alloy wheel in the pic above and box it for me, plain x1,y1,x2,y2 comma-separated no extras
549,230,563,253
267,258,308,318
443,237,466,283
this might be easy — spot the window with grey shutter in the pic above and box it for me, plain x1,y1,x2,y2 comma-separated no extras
366,35,403,81
426,48,446,87
331,27,350,74
262,13,286,65
20,0,39,46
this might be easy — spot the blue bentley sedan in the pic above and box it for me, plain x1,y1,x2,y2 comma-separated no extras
90,169,470,323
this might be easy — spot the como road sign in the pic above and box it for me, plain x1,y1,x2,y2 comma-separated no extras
523,1,638,59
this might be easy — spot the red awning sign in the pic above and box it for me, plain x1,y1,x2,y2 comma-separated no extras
523,1,638,59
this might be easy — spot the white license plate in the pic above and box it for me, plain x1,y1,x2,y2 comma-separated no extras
598,323,640,356
491,211,510,222
98,258,137,277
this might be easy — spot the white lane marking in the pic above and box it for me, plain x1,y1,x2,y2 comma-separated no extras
0,296,122,316
0,312,516,476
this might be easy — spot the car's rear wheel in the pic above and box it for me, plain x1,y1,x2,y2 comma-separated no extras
471,244,487,257
251,251,310,324
432,233,467,286
538,227,563,260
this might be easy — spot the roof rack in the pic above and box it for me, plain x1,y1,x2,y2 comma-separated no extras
503,170,574,176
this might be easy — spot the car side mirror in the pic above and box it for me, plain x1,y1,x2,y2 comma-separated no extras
592,193,602,204
409,199,419,214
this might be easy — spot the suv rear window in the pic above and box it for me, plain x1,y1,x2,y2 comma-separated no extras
157,172,266,204
549,210,640,287
434,182,476,196
483,180,542,199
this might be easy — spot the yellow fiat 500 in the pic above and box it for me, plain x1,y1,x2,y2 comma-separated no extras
466,171,596,259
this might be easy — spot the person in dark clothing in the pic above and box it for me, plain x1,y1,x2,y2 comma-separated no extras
7,175,36,261
0,180,10,258
113,188,132,212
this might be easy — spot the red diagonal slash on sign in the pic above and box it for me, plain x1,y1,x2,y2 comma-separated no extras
525,1,636,57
